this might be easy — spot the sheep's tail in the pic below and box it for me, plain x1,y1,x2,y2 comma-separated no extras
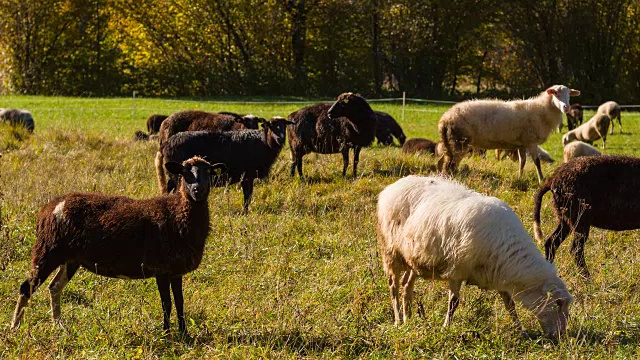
533,180,552,243
154,151,168,193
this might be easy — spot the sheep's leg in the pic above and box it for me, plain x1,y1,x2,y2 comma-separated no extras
571,224,592,279
545,220,572,263
240,179,254,214
170,276,187,335
352,146,362,177
499,291,523,333
400,270,417,323
341,149,350,177
387,271,402,326
527,144,544,183
443,280,462,328
48,262,79,323
289,150,298,177
517,148,527,177
618,114,622,134
11,254,63,329
156,275,172,332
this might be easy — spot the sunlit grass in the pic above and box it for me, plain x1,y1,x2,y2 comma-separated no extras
1,96,640,358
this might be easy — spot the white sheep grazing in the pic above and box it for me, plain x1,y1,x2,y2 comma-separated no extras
563,141,601,163
597,101,622,134
437,85,580,183
377,175,573,338
562,113,610,149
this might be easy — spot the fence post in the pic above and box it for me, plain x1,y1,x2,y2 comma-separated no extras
133,91,137,121
402,91,406,123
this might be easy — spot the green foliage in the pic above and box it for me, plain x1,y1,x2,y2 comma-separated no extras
1,96,640,357
2,1,640,101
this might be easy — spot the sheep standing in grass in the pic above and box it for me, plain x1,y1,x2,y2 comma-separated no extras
597,101,622,134
563,141,601,163
562,113,610,149
375,111,406,146
11,157,224,335
377,176,572,337
0,109,34,133
287,93,377,178
158,117,294,213
533,155,640,278
438,85,580,182
402,138,437,155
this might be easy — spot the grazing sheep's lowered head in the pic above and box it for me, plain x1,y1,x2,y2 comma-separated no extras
546,85,581,114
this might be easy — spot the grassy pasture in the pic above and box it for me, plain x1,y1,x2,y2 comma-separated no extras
1,96,640,358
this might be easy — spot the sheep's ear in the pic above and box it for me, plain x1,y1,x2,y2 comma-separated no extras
570,89,580,96
546,88,556,95
165,162,184,175
210,162,226,176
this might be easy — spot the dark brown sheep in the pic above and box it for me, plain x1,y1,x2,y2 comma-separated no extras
402,138,437,155
533,155,640,278
287,93,377,178
11,157,224,335
375,111,406,146
147,114,169,135
565,104,583,131
157,110,261,147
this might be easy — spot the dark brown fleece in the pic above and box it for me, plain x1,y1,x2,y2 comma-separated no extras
533,155,640,277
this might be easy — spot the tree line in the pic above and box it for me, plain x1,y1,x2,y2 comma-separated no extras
1,0,639,103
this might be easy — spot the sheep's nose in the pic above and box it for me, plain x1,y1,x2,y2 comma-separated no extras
563,104,570,113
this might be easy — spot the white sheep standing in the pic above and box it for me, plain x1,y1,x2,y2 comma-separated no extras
377,175,573,338
437,85,580,182
597,101,622,134
562,113,610,149
563,141,601,163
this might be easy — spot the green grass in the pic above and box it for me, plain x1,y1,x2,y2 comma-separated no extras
1,96,640,358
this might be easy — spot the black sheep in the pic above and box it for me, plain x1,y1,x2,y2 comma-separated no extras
0,109,34,133
287,93,377,178
159,117,294,213
533,155,640,278
11,157,224,335
375,111,406,146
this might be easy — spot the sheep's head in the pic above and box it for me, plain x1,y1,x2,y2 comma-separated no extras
261,116,295,146
165,157,225,202
239,114,261,129
546,85,580,113
517,279,573,339
327,93,372,120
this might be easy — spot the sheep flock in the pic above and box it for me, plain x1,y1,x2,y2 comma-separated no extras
6,88,639,345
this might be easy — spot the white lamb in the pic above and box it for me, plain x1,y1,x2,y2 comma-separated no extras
377,175,573,338
437,85,580,182
597,101,622,134
563,141,601,163
562,113,610,149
